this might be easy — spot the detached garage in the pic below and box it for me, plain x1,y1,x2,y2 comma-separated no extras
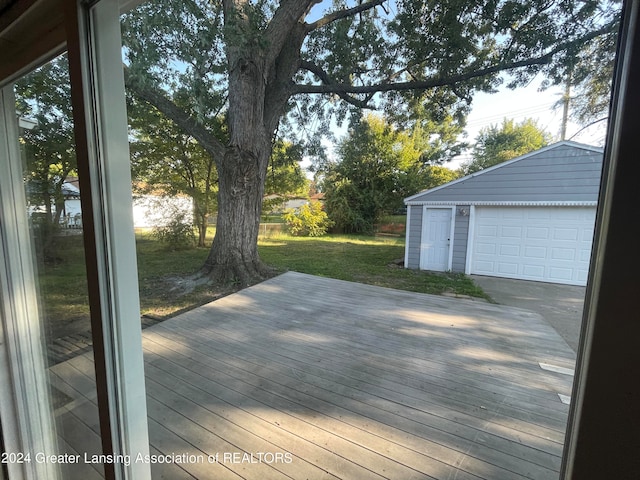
404,141,603,286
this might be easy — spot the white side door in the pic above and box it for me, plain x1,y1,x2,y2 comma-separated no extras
420,207,453,271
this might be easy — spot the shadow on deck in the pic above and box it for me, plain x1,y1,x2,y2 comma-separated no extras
49,271,576,479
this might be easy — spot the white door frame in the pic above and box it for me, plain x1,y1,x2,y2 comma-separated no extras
420,206,455,271
464,205,476,274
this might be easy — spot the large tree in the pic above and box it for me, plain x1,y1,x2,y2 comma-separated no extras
263,140,310,215
15,54,76,257
462,118,552,174
121,0,621,286
128,99,220,247
323,113,461,232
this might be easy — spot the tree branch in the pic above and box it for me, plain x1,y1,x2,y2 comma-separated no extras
305,0,386,32
124,68,226,161
568,116,609,140
293,19,618,96
264,0,320,65
300,60,375,108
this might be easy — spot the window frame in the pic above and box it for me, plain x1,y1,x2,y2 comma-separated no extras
0,1,150,479
0,0,639,478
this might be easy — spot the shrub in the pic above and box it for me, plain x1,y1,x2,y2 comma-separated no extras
283,201,333,237
152,213,196,250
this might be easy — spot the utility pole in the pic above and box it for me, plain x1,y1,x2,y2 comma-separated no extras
560,73,571,140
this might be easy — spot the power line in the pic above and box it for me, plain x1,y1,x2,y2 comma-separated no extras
465,101,557,128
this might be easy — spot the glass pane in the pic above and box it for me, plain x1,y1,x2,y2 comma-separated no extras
118,1,620,479
12,53,104,479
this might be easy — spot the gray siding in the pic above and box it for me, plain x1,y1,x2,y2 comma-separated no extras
406,205,468,272
409,144,602,204
452,206,470,272
406,205,422,269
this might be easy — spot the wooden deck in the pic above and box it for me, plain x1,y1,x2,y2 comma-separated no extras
49,271,576,479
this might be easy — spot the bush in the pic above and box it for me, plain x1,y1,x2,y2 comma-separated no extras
283,201,333,237
152,213,196,250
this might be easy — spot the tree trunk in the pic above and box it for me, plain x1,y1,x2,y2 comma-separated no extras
126,3,307,287
200,145,271,286
198,17,297,286
196,212,207,248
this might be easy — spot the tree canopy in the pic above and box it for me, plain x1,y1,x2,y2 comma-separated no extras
461,118,552,175
128,97,219,247
120,0,621,285
15,54,76,257
263,140,310,215
322,114,459,233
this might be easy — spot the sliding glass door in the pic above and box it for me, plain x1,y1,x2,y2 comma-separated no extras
0,1,150,479
0,53,103,480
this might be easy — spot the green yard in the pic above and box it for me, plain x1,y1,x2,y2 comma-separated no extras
259,233,485,298
39,228,488,339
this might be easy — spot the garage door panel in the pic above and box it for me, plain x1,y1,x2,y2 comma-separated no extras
471,206,595,286
501,226,522,237
576,270,589,284
524,246,547,259
499,244,520,256
476,242,496,254
549,267,574,283
502,209,526,219
554,228,579,241
551,248,576,261
527,209,553,220
526,227,550,239
497,262,519,275
522,265,545,278
477,225,498,237
474,260,495,273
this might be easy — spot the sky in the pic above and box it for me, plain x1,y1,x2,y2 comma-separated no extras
448,77,609,169
309,77,609,176
304,1,611,174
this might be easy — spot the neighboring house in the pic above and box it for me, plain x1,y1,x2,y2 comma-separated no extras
44,179,193,229
263,194,309,213
131,194,194,228
404,141,603,286
310,192,325,203
26,179,83,227
60,181,82,227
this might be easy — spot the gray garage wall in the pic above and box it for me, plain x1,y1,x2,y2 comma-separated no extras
404,142,603,274
405,205,469,272
408,143,602,204
405,205,422,269
452,207,470,272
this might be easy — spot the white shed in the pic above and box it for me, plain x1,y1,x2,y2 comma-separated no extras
403,141,603,286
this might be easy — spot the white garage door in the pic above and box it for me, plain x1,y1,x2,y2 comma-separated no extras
471,206,596,285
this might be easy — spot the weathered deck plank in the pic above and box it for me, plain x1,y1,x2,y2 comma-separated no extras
49,271,575,479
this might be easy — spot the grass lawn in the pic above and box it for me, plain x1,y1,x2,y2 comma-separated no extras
259,233,488,299
39,228,489,339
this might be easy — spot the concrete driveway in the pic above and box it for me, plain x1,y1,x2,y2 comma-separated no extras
471,275,586,352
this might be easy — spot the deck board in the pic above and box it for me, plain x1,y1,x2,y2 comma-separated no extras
49,271,576,479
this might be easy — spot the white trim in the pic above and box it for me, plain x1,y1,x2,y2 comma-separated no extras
464,205,476,275
403,206,411,268
0,87,59,480
540,362,575,376
559,394,572,405
404,141,604,204
447,206,455,271
83,2,151,478
419,206,455,271
406,200,598,207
